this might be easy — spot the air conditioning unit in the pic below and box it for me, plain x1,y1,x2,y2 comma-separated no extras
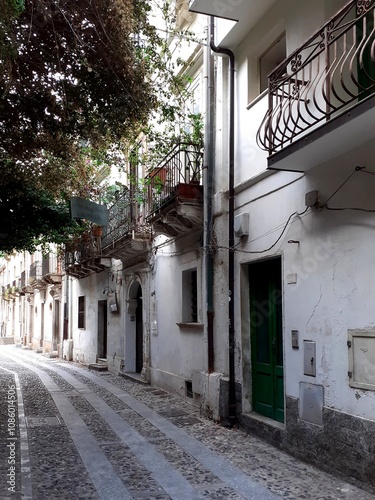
62,339,73,361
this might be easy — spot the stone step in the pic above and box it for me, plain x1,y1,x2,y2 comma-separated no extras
88,363,108,372
0,337,14,345
42,352,59,359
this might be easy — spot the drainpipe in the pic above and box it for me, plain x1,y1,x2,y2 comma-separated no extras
205,20,215,373
209,17,236,425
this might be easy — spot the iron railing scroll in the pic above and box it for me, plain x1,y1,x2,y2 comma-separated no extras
257,0,375,155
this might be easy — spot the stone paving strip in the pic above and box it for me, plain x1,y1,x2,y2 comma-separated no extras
5,351,277,500
0,365,32,500
2,346,375,500
5,354,134,500
54,363,375,500
55,362,278,500
0,353,100,500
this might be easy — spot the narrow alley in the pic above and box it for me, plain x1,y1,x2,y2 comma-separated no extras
0,345,374,500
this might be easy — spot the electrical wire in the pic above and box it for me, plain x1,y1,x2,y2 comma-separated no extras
216,206,309,255
324,165,364,205
324,165,375,211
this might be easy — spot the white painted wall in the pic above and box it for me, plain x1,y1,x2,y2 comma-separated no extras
70,259,126,371
149,233,205,396
217,0,375,422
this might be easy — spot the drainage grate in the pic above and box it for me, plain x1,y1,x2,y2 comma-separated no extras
26,416,62,428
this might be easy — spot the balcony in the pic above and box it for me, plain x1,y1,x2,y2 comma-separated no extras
41,254,62,285
145,143,204,237
64,228,111,279
257,0,375,172
101,191,151,266
21,270,33,294
3,284,11,301
13,278,23,297
29,261,44,290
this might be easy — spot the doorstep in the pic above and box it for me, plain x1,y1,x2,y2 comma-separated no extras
119,371,149,385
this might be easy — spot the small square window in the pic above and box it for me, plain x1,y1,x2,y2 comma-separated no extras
78,296,85,329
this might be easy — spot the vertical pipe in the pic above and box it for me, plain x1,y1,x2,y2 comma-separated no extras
204,19,215,373
209,17,236,425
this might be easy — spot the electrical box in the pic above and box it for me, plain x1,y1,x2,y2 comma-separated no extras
291,330,299,349
305,190,320,207
303,340,316,376
234,212,249,238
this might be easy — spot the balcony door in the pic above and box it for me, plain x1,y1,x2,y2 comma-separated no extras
249,258,284,423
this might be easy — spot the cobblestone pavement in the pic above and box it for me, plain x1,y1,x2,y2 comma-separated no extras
0,345,374,500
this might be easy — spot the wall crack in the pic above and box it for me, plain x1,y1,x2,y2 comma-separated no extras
306,285,322,332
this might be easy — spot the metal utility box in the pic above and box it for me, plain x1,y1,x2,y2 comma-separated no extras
291,330,299,349
303,340,316,376
234,212,249,238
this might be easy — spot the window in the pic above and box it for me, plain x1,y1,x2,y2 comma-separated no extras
184,70,203,136
259,33,286,94
78,296,85,329
182,268,198,323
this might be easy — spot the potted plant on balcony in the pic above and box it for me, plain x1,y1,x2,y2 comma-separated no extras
92,225,103,237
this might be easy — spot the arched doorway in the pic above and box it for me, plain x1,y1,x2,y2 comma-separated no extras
125,279,144,376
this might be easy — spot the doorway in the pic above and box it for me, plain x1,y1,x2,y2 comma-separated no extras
52,301,60,351
249,257,284,423
135,285,143,373
41,303,45,348
97,300,107,359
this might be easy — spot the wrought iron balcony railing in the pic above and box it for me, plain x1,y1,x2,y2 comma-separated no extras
145,142,203,220
257,0,375,155
64,229,102,269
29,261,42,281
101,190,151,251
42,254,62,276
21,270,27,288
42,255,50,276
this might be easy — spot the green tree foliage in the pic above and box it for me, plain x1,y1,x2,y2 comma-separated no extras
0,0,159,251
0,172,77,252
0,0,205,252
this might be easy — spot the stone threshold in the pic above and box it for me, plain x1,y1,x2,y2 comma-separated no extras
119,371,149,385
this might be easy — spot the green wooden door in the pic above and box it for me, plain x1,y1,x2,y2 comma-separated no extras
250,258,284,423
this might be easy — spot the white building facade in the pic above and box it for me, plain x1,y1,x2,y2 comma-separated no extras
189,0,375,487
1,0,374,487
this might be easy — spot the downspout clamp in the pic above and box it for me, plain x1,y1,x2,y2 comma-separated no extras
209,17,236,426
